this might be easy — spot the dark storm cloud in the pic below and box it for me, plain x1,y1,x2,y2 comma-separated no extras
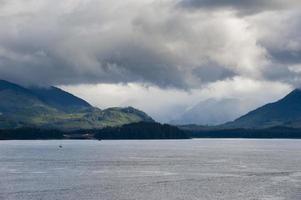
0,0,300,89
269,50,301,65
192,64,236,83
0,0,193,87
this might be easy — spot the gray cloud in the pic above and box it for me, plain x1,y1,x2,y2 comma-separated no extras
178,0,301,15
246,9,301,87
0,0,300,90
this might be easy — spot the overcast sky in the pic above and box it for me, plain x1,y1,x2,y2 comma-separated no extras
0,0,300,123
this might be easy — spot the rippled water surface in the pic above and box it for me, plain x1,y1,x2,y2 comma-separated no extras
0,139,301,200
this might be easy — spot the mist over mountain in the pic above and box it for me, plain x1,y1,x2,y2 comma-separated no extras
0,0,300,132
170,98,246,125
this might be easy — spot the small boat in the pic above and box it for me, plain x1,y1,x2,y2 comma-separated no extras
59,145,63,148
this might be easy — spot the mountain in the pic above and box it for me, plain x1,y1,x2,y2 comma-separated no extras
170,98,245,125
30,86,91,112
224,89,301,128
0,80,59,128
0,80,154,130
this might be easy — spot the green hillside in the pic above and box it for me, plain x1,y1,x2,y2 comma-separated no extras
0,80,154,130
224,89,301,128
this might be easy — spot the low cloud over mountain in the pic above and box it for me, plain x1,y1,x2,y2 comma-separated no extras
0,0,300,124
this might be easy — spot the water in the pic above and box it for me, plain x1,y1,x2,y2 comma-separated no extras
0,139,301,200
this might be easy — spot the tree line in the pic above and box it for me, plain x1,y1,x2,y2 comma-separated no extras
1,124,301,140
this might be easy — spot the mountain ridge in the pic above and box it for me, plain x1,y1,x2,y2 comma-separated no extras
0,80,154,130
30,86,92,112
224,89,301,128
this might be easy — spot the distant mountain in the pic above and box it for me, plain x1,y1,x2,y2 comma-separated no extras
224,89,301,128
0,80,154,130
170,98,245,125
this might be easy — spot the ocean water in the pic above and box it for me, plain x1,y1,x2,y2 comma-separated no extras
0,139,301,200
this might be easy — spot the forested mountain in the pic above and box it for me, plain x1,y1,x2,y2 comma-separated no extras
224,89,301,128
0,80,154,130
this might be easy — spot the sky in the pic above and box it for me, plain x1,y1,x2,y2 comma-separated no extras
0,0,300,123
